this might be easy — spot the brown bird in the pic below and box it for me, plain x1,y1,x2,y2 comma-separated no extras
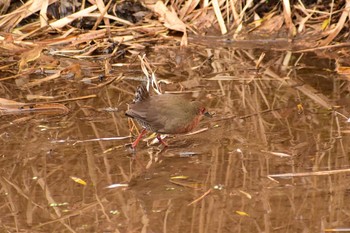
126,85,210,148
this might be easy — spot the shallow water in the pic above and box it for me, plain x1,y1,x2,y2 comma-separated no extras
0,43,349,232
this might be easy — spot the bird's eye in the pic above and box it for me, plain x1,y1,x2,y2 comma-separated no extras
200,107,206,114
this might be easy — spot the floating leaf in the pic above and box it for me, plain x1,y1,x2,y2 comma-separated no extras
324,228,350,232
235,210,249,217
170,179,202,189
261,150,291,158
110,210,120,215
0,97,69,116
70,176,87,186
170,176,189,180
239,190,252,199
106,183,129,189
50,202,69,207
297,103,304,114
179,152,198,157
213,184,224,190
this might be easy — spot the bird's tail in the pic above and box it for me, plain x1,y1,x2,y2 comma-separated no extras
133,84,150,103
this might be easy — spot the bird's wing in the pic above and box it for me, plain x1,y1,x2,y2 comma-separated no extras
125,101,166,131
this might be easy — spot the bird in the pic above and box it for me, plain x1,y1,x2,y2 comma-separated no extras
125,85,211,148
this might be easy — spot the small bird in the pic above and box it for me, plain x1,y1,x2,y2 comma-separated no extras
125,85,211,148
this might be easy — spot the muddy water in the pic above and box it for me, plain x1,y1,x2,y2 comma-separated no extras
0,45,349,233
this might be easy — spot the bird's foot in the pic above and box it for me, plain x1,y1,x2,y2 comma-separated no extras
157,134,168,147
131,128,147,148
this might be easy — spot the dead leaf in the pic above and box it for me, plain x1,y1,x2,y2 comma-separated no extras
235,210,250,217
0,98,69,116
152,1,187,45
321,18,330,31
169,178,202,189
61,63,82,79
70,176,87,186
19,46,43,71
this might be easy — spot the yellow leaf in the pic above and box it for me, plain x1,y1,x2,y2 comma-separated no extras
322,18,330,31
235,211,249,217
297,104,304,114
70,176,87,186
170,176,189,180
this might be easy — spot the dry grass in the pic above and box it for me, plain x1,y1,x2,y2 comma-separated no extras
0,1,348,50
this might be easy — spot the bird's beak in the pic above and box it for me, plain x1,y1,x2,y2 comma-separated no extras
204,111,213,118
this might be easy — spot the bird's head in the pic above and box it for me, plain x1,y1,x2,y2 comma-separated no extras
192,101,212,117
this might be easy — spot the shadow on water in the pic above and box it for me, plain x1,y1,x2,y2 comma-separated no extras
0,41,350,232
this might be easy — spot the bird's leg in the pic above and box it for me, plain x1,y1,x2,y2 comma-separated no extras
132,128,147,148
157,134,168,147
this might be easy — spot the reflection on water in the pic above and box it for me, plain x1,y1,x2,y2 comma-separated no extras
0,44,349,232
